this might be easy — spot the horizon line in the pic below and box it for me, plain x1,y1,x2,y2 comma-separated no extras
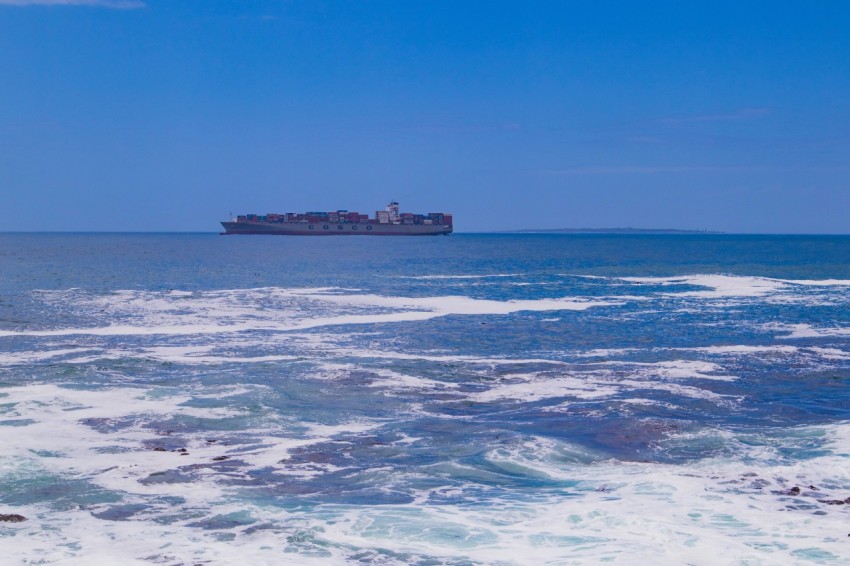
2,230,850,236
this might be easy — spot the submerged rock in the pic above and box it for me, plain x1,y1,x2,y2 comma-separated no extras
0,514,26,522
92,504,149,521
139,470,193,485
186,512,255,530
818,499,847,505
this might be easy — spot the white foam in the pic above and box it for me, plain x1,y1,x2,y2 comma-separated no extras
304,421,381,438
766,323,850,339
314,351,741,406
681,344,850,363
311,292,617,316
480,426,850,556
17,274,844,342
0,501,341,565
353,358,740,405
574,348,638,358
593,359,737,381
286,426,850,564
807,346,850,360
618,379,736,404
0,347,96,365
7,275,846,343
140,345,301,365
621,274,786,298
779,278,850,286
316,344,570,367
0,287,620,338
0,383,384,504
470,375,618,403
3,383,847,564
0,385,238,501
620,397,679,409
367,368,462,392
392,274,521,280
0,323,261,338
687,345,798,355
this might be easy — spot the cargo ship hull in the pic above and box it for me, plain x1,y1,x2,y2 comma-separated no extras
221,202,453,236
220,221,452,236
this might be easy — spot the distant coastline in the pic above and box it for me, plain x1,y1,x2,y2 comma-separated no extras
511,228,724,234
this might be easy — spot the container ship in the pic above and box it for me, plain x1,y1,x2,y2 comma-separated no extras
220,201,453,236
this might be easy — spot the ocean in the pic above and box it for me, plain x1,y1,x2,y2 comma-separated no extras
1,233,849,565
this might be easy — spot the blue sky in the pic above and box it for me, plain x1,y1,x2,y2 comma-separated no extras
1,1,849,232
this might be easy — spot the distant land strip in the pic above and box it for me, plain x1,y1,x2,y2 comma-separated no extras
511,228,724,234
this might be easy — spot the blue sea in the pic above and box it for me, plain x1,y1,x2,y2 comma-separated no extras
1,233,849,565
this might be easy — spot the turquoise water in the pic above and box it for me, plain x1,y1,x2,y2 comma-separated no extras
1,233,849,564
